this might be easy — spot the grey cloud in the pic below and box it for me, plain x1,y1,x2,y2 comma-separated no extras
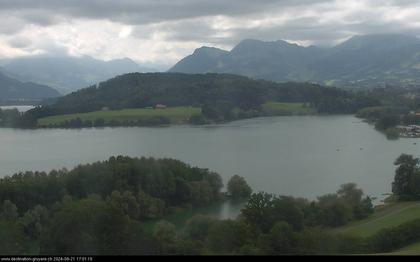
3,0,420,61
35,42,70,56
227,20,420,48
8,37,32,48
0,16,26,35
145,16,355,48
145,19,221,42
2,1,420,41
143,2,420,49
19,10,63,26
0,0,331,25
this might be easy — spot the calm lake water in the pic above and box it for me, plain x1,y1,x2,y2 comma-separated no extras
0,115,418,220
0,105,35,112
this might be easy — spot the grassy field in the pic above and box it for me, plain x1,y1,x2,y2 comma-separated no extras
261,102,316,115
37,106,201,127
333,202,420,238
383,242,420,255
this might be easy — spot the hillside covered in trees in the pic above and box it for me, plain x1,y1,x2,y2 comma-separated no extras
19,73,379,128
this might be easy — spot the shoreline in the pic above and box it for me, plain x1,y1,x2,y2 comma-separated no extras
0,112,357,130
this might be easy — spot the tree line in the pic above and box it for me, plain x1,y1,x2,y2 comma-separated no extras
1,153,418,255
0,154,376,255
354,87,420,139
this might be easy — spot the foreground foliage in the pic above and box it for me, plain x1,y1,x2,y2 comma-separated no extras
2,154,420,255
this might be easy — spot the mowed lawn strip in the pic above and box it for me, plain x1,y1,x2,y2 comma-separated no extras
261,102,316,115
37,107,202,127
332,202,420,238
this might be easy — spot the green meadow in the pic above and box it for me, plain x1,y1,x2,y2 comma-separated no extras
333,202,420,238
37,106,201,127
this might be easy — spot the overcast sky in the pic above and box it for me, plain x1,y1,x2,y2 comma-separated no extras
2,0,420,67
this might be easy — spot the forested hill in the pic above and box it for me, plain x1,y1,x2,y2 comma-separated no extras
27,72,379,122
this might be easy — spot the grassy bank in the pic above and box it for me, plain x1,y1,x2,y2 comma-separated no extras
383,242,420,255
333,202,420,238
36,103,317,128
37,106,201,127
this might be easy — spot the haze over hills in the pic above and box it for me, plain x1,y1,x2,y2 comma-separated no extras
169,34,420,88
1,55,158,93
0,71,60,102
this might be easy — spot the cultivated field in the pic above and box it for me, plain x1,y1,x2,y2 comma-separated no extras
37,106,201,127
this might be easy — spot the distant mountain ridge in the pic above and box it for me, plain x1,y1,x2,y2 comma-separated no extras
1,55,157,93
169,34,420,87
0,71,60,102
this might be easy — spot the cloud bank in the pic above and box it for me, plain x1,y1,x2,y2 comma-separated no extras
1,0,420,66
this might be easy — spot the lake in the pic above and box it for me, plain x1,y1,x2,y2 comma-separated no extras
0,115,418,219
0,105,35,112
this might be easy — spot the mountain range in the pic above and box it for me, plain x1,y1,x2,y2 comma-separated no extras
0,55,157,93
169,34,420,88
0,70,60,102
